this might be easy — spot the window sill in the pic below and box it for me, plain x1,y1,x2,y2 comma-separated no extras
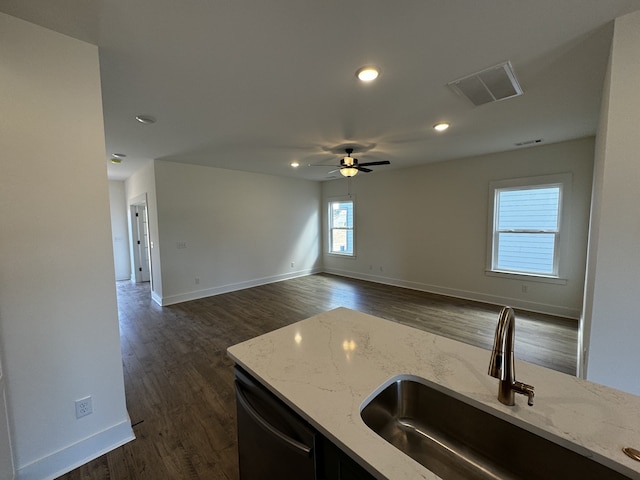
327,252,356,259
485,270,568,285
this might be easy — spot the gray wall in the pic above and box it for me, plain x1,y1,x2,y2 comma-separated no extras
133,160,323,305
323,138,594,319
109,181,132,281
0,13,132,478
582,10,640,395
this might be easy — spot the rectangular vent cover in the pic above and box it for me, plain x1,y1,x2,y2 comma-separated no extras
448,61,523,106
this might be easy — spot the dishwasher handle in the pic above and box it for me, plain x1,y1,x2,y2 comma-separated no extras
235,380,313,457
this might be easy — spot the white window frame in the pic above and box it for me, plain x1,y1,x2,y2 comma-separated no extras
486,173,571,284
327,196,356,257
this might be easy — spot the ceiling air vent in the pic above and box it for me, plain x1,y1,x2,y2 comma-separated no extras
448,61,523,106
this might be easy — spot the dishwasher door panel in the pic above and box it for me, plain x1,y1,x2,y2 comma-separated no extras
235,367,319,480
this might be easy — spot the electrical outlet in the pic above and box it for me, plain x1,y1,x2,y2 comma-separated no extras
75,396,93,418
195,277,200,285
521,285,529,293
290,262,295,268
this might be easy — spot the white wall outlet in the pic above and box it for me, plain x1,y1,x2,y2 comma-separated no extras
75,396,93,418
290,262,295,268
195,277,200,285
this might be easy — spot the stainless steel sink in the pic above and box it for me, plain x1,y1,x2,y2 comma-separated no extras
360,376,629,480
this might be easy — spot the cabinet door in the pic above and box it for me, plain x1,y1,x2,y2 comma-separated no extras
320,437,375,480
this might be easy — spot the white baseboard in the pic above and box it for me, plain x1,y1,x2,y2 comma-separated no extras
17,420,134,480
157,267,323,306
323,267,580,320
152,265,579,318
151,289,163,306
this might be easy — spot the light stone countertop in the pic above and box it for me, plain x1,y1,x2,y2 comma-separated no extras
227,307,640,479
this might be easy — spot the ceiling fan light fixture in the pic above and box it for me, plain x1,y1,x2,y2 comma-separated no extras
340,167,358,177
309,147,389,177
356,66,379,82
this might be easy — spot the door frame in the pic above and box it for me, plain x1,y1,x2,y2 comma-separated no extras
129,193,153,289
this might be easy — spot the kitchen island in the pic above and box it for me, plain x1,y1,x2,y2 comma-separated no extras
227,307,640,479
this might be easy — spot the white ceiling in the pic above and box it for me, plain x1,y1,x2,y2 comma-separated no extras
3,0,640,181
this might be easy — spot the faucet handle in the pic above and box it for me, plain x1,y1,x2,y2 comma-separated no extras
513,381,535,406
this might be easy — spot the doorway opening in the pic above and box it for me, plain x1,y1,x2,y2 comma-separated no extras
129,195,152,289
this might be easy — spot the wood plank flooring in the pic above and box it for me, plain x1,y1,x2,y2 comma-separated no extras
56,273,577,480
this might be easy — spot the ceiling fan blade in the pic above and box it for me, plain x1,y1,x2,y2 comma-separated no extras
358,160,391,167
327,168,340,174
357,167,373,173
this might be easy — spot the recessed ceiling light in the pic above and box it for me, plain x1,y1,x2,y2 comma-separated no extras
135,115,156,124
112,153,127,158
433,122,450,132
290,161,300,168
356,66,380,82
110,157,123,164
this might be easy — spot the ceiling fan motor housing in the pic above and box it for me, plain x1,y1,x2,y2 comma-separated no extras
342,148,356,166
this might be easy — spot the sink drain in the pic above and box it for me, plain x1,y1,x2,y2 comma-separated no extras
623,447,640,462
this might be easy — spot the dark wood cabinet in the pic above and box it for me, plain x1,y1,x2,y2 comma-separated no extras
319,436,376,480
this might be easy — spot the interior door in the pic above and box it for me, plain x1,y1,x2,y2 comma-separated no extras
131,204,151,283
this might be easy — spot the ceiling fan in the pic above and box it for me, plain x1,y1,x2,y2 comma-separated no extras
312,148,391,177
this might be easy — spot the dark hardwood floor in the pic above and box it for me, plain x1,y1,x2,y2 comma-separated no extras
57,273,577,480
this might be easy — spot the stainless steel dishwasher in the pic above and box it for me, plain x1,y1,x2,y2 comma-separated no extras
234,367,319,480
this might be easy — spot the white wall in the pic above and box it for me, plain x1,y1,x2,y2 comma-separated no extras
109,181,131,281
583,11,640,395
153,161,322,305
125,161,162,302
0,14,133,479
323,138,594,319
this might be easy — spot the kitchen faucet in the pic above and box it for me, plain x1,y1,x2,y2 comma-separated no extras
488,306,535,406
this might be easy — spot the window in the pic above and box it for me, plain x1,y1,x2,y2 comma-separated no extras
488,174,570,279
328,199,354,256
